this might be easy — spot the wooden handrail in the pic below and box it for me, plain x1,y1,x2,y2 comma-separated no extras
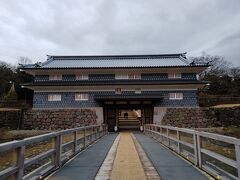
0,124,108,180
144,124,240,180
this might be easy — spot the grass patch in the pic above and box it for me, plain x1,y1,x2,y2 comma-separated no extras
212,104,240,108
0,108,20,111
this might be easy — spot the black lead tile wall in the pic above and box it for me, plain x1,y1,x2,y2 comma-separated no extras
33,90,198,108
34,73,197,82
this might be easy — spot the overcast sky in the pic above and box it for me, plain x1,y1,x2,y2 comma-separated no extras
0,0,240,66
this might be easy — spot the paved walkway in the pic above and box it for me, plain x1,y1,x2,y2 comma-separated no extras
48,132,208,180
110,132,146,180
48,133,118,180
134,133,208,180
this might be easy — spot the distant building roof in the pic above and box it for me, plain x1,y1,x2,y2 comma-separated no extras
21,53,208,69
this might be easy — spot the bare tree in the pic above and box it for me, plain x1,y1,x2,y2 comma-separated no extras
190,52,232,76
18,56,32,65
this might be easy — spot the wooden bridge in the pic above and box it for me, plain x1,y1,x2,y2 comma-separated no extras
0,124,240,180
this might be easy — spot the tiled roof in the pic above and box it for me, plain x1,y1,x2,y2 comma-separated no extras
21,53,207,69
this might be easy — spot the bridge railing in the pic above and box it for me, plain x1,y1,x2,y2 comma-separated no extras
0,124,108,180
144,124,240,180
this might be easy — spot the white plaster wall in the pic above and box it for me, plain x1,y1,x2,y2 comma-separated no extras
153,107,167,124
90,107,104,124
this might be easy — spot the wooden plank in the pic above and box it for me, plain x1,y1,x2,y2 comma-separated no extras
196,131,240,145
0,166,18,180
24,132,58,146
24,149,55,168
23,163,55,180
0,140,25,153
62,140,74,148
202,164,238,180
201,149,237,168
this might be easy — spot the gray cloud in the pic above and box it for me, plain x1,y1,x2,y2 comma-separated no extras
0,0,240,66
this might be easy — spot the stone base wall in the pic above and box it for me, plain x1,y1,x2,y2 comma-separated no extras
213,107,240,127
0,110,22,129
23,108,103,130
22,106,240,130
160,107,240,128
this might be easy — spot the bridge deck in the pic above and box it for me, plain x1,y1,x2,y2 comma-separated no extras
134,133,208,180
48,133,208,180
48,133,118,180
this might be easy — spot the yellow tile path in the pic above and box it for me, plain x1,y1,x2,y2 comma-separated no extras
110,132,147,180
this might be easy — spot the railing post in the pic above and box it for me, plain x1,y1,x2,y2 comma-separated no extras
100,125,103,137
96,126,98,139
196,134,202,168
177,130,180,154
84,126,86,148
235,144,240,179
150,125,152,136
193,132,198,166
91,127,94,142
155,126,158,139
54,135,62,168
16,146,25,180
95,127,97,140
160,127,162,142
167,128,170,147
74,131,77,154
105,125,108,135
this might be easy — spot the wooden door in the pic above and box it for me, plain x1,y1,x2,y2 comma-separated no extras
104,107,116,132
144,107,153,124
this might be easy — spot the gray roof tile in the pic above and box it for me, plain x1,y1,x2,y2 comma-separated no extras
22,54,205,69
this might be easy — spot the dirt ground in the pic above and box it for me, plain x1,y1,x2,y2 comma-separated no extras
0,129,51,143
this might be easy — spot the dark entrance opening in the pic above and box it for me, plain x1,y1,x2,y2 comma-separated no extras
94,94,161,132
118,109,141,130
103,101,153,132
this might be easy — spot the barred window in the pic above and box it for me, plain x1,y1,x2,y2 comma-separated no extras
168,73,181,79
115,74,128,79
128,74,141,79
49,75,62,80
48,94,61,101
75,93,89,101
76,74,88,80
135,88,141,94
169,93,183,100
115,74,141,79
115,88,122,94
